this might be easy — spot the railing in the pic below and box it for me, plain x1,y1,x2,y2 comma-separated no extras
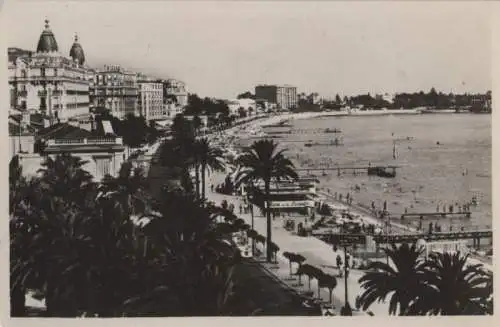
47,137,123,146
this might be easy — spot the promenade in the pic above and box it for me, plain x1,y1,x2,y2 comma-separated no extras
205,169,389,316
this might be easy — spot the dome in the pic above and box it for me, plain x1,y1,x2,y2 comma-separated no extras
69,34,85,65
36,19,59,53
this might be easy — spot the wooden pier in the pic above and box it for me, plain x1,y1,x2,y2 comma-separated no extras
373,229,492,245
400,212,471,220
296,165,401,177
262,128,342,135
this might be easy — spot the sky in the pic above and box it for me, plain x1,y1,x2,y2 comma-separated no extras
3,0,493,99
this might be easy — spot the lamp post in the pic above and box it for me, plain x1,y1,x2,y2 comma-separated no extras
340,225,352,315
249,183,256,256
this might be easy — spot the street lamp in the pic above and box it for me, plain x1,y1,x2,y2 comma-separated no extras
248,182,256,256
340,224,353,316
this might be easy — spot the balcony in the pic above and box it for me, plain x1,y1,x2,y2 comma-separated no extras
38,90,47,97
47,137,123,147
52,90,63,96
18,90,27,97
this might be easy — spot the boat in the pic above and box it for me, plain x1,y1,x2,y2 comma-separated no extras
324,128,342,134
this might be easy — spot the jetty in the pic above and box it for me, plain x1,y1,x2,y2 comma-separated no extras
372,229,492,247
296,165,400,178
400,212,471,220
314,229,492,248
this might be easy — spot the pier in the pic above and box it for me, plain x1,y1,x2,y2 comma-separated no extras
296,165,401,177
372,229,492,246
400,212,471,220
262,128,342,135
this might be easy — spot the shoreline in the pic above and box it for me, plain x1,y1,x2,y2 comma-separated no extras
215,113,492,270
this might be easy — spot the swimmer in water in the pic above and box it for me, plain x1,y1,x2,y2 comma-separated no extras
436,141,440,145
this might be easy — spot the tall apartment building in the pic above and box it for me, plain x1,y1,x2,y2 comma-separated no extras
255,84,298,110
8,20,91,122
91,65,139,119
137,75,165,121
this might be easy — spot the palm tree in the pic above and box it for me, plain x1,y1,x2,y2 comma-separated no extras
194,138,225,200
235,139,298,262
37,153,95,208
409,252,493,315
11,154,105,316
357,242,427,315
98,162,150,217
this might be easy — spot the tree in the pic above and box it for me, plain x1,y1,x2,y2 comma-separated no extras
11,153,245,316
235,139,298,262
335,94,342,104
409,252,493,315
192,115,202,134
357,242,427,315
194,138,225,200
98,162,150,217
237,91,255,100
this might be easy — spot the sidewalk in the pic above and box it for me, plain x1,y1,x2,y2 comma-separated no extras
205,170,388,316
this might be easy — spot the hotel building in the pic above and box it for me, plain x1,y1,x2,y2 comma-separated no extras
8,20,92,122
255,84,298,110
163,78,188,107
137,75,165,121
91,65,139,119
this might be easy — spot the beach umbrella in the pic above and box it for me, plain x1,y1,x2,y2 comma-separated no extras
268,242,280,264
319,274,338,305
283,252,295,276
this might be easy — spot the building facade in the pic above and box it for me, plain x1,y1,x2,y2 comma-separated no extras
137,76,165,121
91,65,139,119
163,79,188,107
255,84,297,110
8,20,91,122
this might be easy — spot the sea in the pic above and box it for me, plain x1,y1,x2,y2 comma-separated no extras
241,113,492,231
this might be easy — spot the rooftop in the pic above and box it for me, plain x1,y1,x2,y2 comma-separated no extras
36,20,59,53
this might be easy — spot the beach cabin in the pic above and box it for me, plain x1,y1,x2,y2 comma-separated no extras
249,177,320,216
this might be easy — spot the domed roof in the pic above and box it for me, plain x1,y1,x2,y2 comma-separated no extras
69,34,85,65
36,19,59,53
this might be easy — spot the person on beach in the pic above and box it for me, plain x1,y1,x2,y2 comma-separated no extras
436,204,440,212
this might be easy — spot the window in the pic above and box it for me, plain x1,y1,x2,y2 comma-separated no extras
95,157,111,178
